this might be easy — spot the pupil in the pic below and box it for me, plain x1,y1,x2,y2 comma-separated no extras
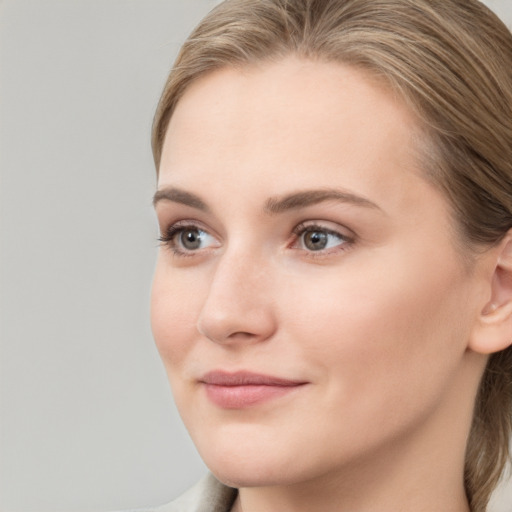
305,231,327,250
181,229,201,249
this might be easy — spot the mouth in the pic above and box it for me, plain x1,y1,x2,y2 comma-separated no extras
199,371,308,409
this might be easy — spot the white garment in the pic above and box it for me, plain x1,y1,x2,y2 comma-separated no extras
123,474,237,512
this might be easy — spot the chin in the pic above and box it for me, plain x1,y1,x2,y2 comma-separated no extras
206,458,305,489
192,427,313,488
209,467,277,489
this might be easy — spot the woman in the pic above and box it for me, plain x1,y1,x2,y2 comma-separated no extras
149,0,512,510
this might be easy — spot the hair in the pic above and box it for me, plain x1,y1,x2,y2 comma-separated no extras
152,1,512,509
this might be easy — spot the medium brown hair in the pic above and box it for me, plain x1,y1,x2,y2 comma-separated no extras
152,1,512,509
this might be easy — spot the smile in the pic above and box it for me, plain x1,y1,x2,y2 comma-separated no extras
200,371,308,409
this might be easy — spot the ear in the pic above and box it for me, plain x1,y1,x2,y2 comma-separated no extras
469,234,512,355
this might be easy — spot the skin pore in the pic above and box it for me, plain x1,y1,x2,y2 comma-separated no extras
151,57,504,511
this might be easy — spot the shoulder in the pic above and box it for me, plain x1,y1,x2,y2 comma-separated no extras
120,474,237,512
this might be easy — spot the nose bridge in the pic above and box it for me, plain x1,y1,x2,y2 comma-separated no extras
220,243,268,294
197,243,276,344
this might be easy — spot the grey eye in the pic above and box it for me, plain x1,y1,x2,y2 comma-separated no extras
303,230,329,251
297,226,349,252
180,228,204,250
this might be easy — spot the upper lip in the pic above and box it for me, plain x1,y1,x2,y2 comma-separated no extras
200,370,307,387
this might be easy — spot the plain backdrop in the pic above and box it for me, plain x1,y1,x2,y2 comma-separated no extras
1,1,512,511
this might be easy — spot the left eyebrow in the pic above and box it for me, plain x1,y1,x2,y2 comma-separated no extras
264,189,382,214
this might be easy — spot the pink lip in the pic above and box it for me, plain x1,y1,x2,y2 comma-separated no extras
200,371,307,409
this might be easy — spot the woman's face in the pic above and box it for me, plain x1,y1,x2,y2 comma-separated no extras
152,58,488,488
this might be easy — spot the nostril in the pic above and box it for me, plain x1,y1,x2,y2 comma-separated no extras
196,308,276,346
227,331,257,340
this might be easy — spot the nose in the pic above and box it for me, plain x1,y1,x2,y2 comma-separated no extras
196,250,277,346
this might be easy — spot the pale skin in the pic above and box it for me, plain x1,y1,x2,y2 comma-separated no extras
151,57,512,512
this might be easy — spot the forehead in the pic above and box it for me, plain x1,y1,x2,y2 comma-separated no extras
160,57,425,202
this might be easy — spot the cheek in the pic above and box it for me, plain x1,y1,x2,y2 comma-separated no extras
280,253,473,413
150,262,203,368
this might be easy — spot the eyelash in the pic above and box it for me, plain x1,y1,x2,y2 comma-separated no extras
158,221,216,257
158,221,354,258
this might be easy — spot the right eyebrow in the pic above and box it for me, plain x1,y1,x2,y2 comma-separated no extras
153,187,210,212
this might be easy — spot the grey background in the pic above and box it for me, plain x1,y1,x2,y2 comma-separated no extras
1,1,511,511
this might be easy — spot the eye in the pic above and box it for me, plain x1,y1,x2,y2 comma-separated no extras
159,223,219,255
293,223,352,253
178,228,208,250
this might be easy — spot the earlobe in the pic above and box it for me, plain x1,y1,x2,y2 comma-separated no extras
469,234,512,355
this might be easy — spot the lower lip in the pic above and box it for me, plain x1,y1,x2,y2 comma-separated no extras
203,383,304,409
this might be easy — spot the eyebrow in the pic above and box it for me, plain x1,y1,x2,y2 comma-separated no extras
153,186,381,214
264,189,381,214
153,187,209,211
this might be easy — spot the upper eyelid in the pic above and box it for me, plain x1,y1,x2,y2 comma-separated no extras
295,224,348,235
160,219,213,235
293,220,355,238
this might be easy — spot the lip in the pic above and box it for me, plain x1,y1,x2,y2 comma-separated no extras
199,371,308,409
